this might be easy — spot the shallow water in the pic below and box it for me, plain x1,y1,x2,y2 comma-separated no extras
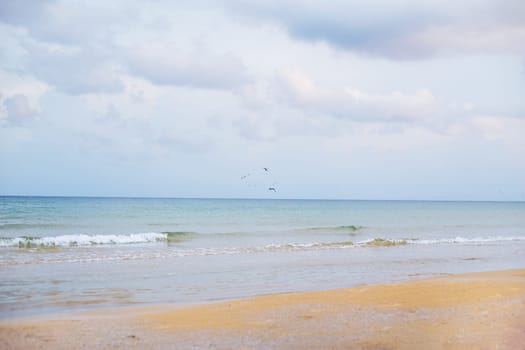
1,196,524,318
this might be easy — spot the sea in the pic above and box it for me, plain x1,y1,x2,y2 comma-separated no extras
1,196,524,318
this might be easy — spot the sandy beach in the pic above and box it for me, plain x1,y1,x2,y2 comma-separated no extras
1,269,524,349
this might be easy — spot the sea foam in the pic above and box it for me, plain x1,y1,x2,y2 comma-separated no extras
0,232,168,247
409,235,525,245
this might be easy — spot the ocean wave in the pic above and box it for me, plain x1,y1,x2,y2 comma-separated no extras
264,241,355,251
1,231,524,251
2,235,525,266
0,232,168,248
293,225,364,236
353,236,525,246
408,236,525,245
358,238,408,247
302,225,364,232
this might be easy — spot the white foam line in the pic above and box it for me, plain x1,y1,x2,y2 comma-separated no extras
409,236,525,245
0,232,167,247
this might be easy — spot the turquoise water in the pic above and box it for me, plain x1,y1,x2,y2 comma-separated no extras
1,196,525,317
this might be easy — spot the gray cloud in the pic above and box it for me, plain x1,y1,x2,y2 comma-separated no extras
3,94,36,125
15,38,248,94
124,46,250,90
227,0,525,59
0,0,54,26
0,1,250,93
0,0,126,95
0,0,133,46
24,42,125,95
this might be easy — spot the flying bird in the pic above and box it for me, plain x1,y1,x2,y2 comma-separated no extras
240,168,278,193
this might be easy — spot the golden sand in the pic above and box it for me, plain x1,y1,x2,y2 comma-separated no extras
1,269,524,349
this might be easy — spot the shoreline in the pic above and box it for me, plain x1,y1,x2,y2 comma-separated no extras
1,268,525,349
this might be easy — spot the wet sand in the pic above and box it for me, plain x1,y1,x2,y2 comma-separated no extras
1,269,524,349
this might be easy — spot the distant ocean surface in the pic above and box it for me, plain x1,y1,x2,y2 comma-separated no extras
1,196,525,318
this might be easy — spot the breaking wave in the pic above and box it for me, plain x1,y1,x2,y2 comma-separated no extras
1,234,525,266
0,232,169,248
407,236,525,245
1,232,524,250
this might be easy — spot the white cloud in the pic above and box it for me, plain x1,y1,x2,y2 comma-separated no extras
403,23,525,57
448,115,525,144
275,68,437,122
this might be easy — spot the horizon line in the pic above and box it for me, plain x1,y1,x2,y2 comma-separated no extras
0,194,523,203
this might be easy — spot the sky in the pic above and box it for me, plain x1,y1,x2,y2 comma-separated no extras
0,0,524,200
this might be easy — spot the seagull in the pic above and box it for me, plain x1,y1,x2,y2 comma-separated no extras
268,187,277,192
263,167,269,172
240,174,251,180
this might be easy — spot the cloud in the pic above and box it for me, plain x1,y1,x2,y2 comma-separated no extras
275,69,437,122
155,132,214,153
124,45,250,90
0,0,135,46
25,42,125,95
227,0,525,59
0,24,125,96
448,115,525,144
3,94,36,125
0,2,249,94
0,0,53,27
0,0,523,200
